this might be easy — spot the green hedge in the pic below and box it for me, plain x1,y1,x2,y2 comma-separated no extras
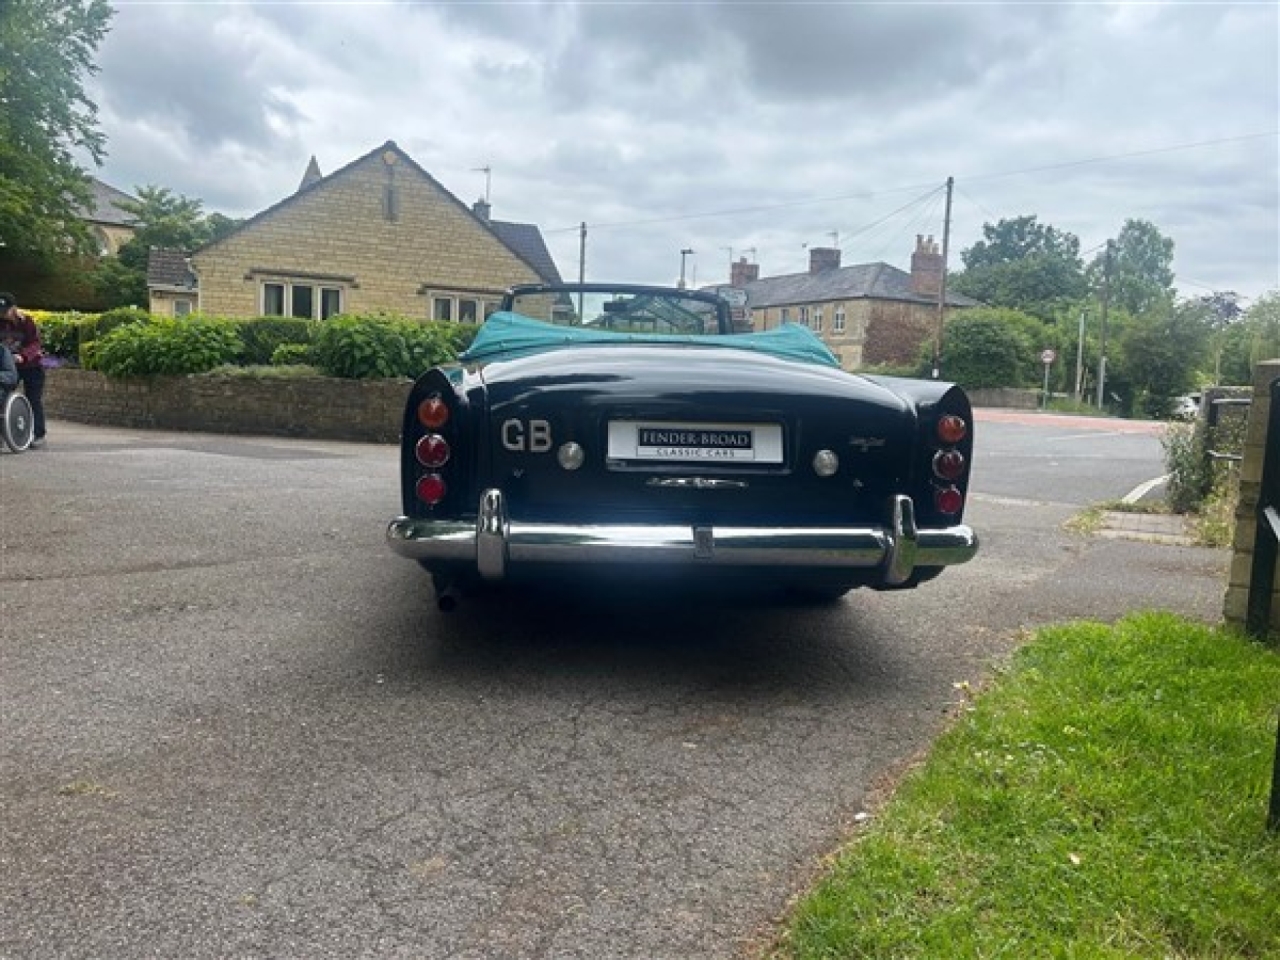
36,307,478,379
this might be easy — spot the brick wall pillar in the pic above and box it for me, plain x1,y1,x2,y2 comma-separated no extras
1223,359,1280,634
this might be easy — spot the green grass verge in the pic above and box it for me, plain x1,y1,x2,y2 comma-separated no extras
772,613,1280,959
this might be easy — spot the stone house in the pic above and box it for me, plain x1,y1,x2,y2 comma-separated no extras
82,178,138,256
707,236,979,371
147,141,560,320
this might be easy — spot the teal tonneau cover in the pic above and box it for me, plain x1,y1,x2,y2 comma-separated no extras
460,312,840,367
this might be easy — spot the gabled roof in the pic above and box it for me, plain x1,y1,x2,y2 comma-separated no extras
490,220,562,284
194,141,560,283
81,178,138,227
719,261,980,309
146,247,197,290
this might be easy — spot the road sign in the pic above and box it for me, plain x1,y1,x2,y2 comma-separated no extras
1041,349,1057,365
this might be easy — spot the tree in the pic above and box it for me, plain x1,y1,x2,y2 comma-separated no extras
1115,299,1211,417
1091,219,1176,317
92,186,242,308
1218,292,1280,384
951,215,1086,320
938,308,1040,389
0,0,114,260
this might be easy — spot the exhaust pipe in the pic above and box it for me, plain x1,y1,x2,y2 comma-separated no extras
434,576,462,613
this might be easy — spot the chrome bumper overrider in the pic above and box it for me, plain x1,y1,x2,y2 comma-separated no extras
387,490,977,586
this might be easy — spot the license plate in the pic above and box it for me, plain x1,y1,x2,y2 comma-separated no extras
607,421,783,463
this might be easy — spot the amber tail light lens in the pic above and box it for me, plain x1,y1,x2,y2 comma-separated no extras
418,397,450,430
937,414,967,445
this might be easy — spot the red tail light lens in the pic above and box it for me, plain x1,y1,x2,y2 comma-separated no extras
935,486,964,515
418,397,450,430
937,414,967,445
416,473,447,505
416,434,451,468
933,449,965,481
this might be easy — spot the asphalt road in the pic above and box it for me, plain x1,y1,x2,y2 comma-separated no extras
0,413,1228,960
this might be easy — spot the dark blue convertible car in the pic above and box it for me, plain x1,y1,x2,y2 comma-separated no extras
388,283,978,609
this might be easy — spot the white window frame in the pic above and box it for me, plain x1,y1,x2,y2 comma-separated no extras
173,298,193,317
798,306,810,328
834,305,846,333
261,281,343,319
813,307,823,333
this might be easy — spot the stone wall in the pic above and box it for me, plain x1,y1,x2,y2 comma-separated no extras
45,368,407,444
1223,359,1280,635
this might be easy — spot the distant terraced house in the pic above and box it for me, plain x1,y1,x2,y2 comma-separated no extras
146,141,561,321
706,237,980,372
82,177,138,256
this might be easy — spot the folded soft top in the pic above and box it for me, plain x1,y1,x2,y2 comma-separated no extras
460,312,840,368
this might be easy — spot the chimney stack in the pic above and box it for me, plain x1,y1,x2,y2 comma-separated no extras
730,256,759,287
809,246,841,274
910,234,943,296
472,198,491,222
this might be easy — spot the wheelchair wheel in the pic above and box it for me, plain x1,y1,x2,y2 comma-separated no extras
2,391,34,452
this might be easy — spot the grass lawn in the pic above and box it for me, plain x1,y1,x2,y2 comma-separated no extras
770,613,1280,959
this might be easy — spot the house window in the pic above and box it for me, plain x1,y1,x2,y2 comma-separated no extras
432,297,454,322
813,307,823,333
459,299,479,324
484,301,501,320
780,307,791,324
834,306,846,333
173,299,193,317
798,306,810,328
261,281,343,319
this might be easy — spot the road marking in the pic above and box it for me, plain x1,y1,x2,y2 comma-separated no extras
1122,475,1169,504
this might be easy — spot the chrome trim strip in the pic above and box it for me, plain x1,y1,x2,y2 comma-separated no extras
646,477,749,490
386,490,978,579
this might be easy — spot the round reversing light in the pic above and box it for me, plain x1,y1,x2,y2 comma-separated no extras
416,473,447,505
557,441,585,471
937,414,967,445
935,485,964,515
418,397,450,430
812,449,839,478
416,434,450,468
932,449,965,481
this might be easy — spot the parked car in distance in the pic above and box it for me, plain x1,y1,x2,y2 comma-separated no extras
387,283,979,609
1171,393,1202,420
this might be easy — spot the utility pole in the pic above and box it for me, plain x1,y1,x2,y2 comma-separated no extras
1074,309,1087,401
1095,240,1113,409
578,222,587,321
932,176,954,379
679,248,694,289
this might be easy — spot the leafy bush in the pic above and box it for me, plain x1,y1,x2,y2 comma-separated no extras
312,313,474,379
271,342,315,366
1162,421,1209,513
939,309,1037,389
91,318,243,377
34,311,91,362
237,317,317,365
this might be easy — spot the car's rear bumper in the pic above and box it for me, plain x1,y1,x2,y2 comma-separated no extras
387,490,977,586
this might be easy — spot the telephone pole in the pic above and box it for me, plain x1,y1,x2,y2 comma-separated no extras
932,176,954,379
1095,241,1113,409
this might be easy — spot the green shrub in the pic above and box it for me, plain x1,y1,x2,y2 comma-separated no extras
312,314,473,379
91,318,243,377
237,317,317,365
938,310,1036,389
35,311,91,362
1162,421,1209,513
270,342,314,366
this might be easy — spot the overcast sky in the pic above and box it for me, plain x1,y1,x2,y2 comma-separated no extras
87,1,1279,305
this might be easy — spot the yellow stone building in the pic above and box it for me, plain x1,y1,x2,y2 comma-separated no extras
147,141,560,320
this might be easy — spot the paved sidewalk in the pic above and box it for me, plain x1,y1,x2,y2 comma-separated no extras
1098,510,1196,546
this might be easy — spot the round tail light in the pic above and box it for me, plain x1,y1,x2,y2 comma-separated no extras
418,397,450,430
935,486,964,515
416,473,447,506
416,433,451,468
937,414,967,445
932,449,965,481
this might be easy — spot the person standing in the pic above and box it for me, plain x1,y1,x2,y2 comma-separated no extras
0,293,47,448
